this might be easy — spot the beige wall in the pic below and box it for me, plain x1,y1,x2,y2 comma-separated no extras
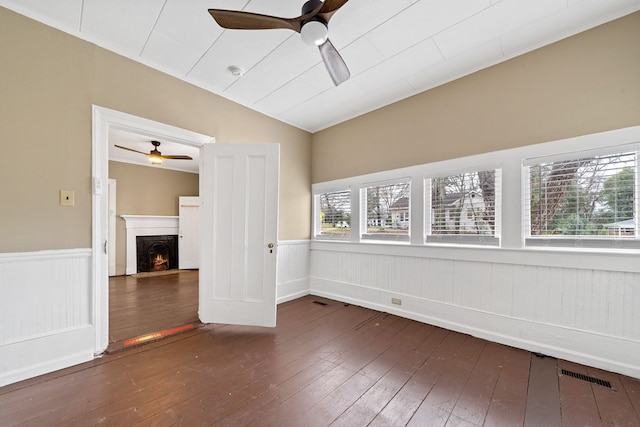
311,12,640,183
0,7,312,253
109,161,199,275
2,7,639,253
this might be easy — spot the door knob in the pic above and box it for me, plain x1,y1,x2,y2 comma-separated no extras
267,243,274,248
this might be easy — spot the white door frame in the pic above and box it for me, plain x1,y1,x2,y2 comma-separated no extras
91,106,214,353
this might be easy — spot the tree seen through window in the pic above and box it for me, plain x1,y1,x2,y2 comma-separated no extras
528,152,636,237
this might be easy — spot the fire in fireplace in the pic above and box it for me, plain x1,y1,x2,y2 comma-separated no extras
149,243,170,271
136,235,178,273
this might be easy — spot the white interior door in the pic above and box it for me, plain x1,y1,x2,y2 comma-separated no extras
179,196,200,269
108,179,116,276
199,143,279,327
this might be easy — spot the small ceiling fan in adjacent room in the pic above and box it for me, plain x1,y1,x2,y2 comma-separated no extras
209,0,351,86
114,141,193,165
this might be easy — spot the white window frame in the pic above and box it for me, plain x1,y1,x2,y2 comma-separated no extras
313,187,352,241
425,168,502,246
360,177,412,243
311,126,640,254
523,144,640,249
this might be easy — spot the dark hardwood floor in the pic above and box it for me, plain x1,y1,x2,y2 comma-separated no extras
109,270,199,343
1,289,639,426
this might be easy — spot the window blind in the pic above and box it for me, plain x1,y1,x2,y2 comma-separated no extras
524,150,639,248
316,189,351,240
362,181,410,241
427,169,501,245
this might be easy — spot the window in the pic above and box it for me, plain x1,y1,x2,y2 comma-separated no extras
524,149,639,248
315,189,351,240
362,181,410,241
311,128,640,251
427,169,501,245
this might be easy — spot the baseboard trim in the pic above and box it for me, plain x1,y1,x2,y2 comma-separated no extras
277,289,310,304
0,326,95,387
310,278,640,379
277,277,310,304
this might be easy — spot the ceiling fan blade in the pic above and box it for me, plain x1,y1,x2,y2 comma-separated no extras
160,155,193,160
114,144,149,156
209,9,304,32
317,0,349,23
318,38,350,86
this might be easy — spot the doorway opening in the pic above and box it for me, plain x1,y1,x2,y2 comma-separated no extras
93,106,280,356
107,137,205,349
92,106,214,354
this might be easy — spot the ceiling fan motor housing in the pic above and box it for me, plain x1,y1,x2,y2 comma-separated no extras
301,0,323,15
150,140,162,155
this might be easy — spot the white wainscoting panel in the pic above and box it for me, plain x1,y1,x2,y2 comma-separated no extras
0,249,95,387
310,243,640,378
276,240,310,303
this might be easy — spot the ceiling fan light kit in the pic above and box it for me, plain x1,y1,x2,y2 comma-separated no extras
148,141,164,165
148,154,163,165
209,0,351,86
300,20,328,46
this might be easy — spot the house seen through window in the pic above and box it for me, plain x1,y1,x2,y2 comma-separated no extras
428,169,500,245
363,181,410,241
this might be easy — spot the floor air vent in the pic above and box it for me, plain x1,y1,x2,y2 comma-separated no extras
560,369,613,389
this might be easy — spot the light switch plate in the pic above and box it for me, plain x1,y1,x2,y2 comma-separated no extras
60,190,75,206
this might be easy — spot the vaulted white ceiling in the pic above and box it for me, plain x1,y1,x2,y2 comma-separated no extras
3,0,639,136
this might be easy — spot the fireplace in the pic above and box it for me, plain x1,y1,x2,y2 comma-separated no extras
136,235,178,273
121,215,179,275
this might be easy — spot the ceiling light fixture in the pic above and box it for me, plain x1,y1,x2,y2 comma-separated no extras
148,154,162,165
300,20,328,46
228,65,244,77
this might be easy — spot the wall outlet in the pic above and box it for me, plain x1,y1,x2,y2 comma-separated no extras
391,298,402,305
60,190,75,206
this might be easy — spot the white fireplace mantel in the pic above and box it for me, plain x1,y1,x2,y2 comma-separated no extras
121,215,179,275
